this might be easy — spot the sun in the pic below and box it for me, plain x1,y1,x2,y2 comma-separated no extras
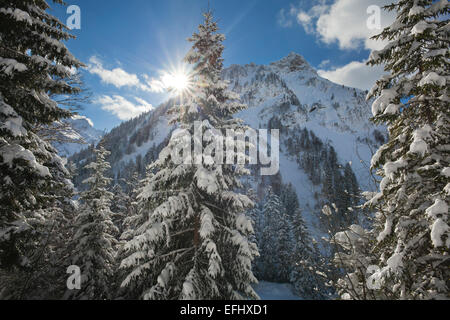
162,69,191,93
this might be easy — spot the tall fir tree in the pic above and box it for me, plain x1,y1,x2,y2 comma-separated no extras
290,208,328,299
110,183,131,238
0,0,83,297
115,168,154,299
66,146,118,300
336,0,449,299
120,11,258,300
258,189,291,282
245,189,262,251
280,183,300,218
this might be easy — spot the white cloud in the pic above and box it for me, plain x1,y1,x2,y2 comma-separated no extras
88,56,141,88
141,74,166,93
277,8,293,28
296,2,329,34
94,95,153,120
280,0,395,51
316,0,395,51
87,56,179,94
277,2,327,31
318,60,387,90
296,11,313,32
318,59,331,69
72,114,94,127
277,1,395,90
296,11,311,24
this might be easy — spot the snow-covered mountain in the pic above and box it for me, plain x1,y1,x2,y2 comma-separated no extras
53,115,104,157
226,52,371,133
224,52,380,187
70,52,385,236
222,52,384,234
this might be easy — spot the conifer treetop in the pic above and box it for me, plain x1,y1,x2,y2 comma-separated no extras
170,11,246,126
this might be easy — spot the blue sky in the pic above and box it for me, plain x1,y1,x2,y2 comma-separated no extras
50,0,394,131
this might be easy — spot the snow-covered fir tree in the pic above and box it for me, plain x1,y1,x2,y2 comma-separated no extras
332,219,377,300
280,183,299,218
290,208,328,299
115,168,154,299
120,11,259,300
258,189,291,282
0,0,83,298
23,163,78,299
255,191,275,281
245,189,262,246
66,146,118,300
279,183,326,296
111,183,131,238
321,147,360,233
244,189,264,278
335,0,449,300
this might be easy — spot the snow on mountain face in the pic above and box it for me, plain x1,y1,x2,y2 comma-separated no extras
224,52,371,133
53,115,104,157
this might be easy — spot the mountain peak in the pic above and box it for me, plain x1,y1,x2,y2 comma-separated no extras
270,52,313,73
71,114,95,128
52,115,104,157
286,51,304,59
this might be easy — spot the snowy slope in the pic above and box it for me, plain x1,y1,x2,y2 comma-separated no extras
52,115,104,157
